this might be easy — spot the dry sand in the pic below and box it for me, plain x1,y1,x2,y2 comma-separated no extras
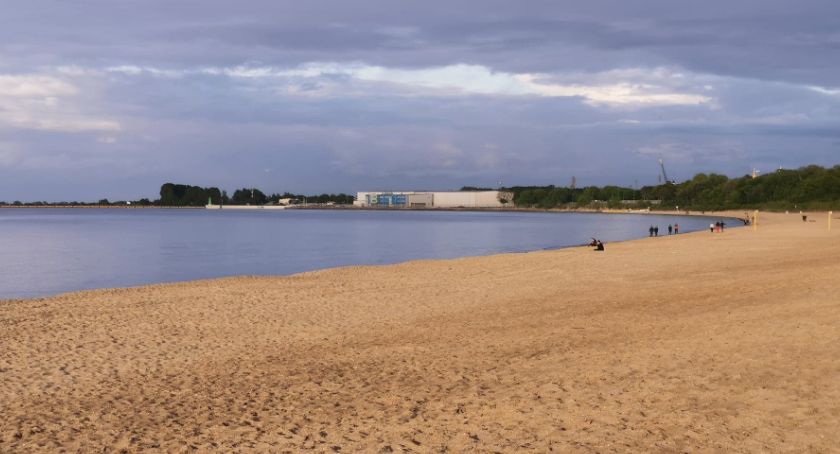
1,211,839,453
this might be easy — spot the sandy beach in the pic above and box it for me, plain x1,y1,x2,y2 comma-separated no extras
1,211,838,452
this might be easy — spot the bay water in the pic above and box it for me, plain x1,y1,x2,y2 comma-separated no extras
0,208,726,299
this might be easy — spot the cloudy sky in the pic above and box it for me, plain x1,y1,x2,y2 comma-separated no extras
1,0,839,201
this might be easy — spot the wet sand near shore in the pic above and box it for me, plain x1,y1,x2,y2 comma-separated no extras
1,212,839,452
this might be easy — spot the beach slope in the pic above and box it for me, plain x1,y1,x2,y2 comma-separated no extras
1,212,839,452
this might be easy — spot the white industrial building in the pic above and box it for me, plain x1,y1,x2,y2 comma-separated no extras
354,191,513,208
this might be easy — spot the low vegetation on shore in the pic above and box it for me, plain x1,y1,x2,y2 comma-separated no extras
0,184,354,208
509,164,840,211
2,164,838,211
158,184,355,207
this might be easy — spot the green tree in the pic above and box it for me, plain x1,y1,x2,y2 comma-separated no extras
231,188,268,205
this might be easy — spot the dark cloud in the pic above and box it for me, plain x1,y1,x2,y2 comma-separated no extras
1,1,839,200
3,0,838,83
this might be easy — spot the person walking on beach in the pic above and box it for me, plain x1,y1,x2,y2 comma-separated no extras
649,225,655,237
668,224,673,235
710,223,715,233
654,226,659,237
674,223,679,234
720,221,726,232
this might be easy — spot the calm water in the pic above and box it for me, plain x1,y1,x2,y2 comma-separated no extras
0,208,722,299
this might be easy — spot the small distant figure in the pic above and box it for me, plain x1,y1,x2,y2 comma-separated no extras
649,225,655,237
710,223,715,233
668,224,673,235
595,240,605,251
720,221,726,231
654,226,659,237
674,223,680,234
802,214,808,222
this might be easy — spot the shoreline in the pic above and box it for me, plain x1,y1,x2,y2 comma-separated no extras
0,228,719,304
1,210,745,303
0,203,813,216
2,203,756,226
2,211,838,451
0,205,202,209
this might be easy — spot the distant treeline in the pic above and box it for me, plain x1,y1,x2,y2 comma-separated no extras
0,184,354,207
158,183,354,207
506,185,640,209
507,164,840,211
4,165,839,210
0,199,154,207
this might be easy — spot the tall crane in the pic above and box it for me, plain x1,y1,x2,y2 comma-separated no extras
658,158,675,185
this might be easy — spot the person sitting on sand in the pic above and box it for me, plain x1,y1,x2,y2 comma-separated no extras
595,240,605,251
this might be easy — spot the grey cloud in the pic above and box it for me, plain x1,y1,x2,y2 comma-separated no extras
1,1,839,201
3,1,839,84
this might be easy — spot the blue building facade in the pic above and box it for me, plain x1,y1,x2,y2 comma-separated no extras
375,193,408,207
